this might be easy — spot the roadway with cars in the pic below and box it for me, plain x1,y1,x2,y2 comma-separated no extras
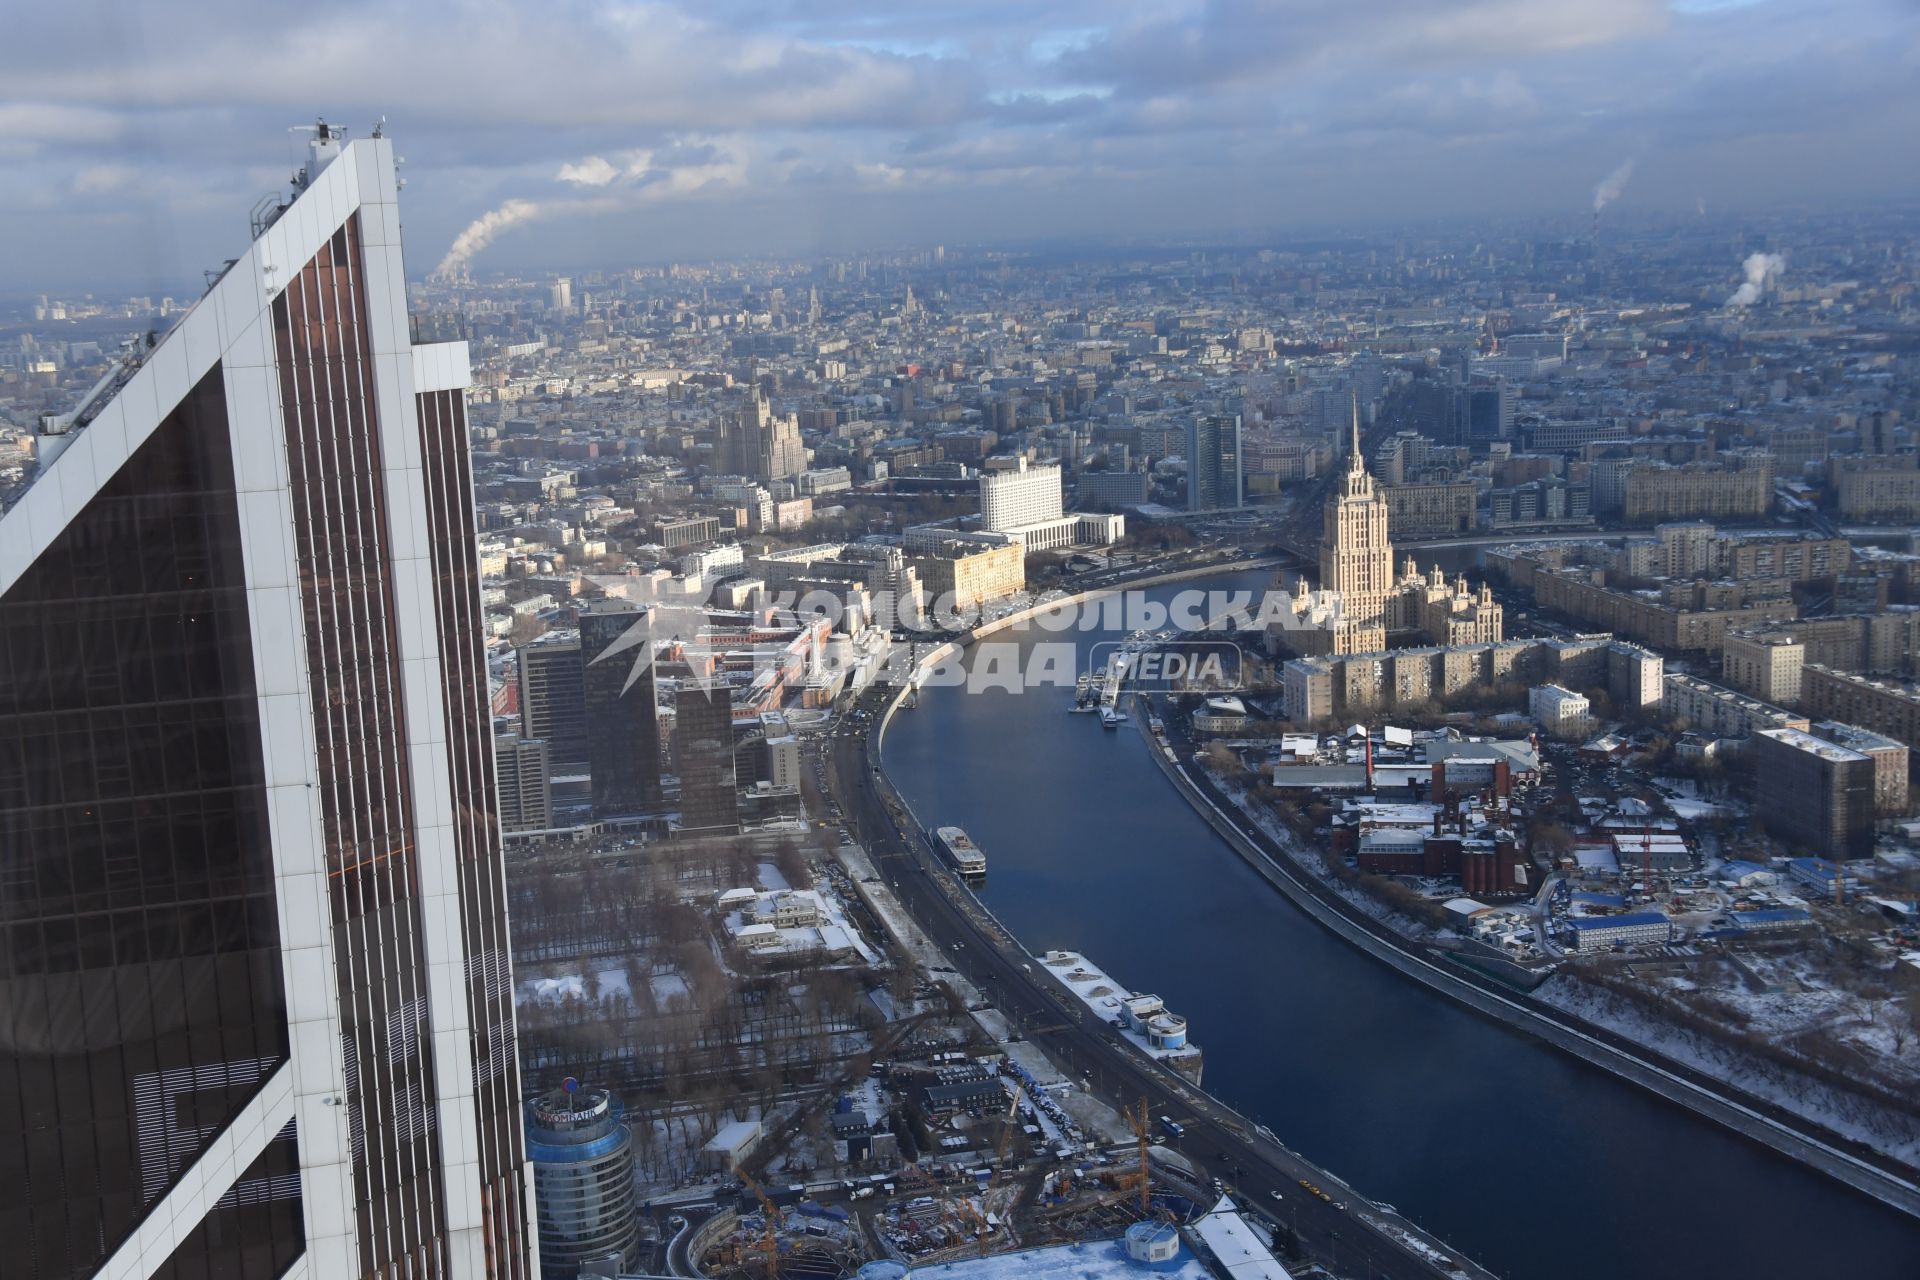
824,682,1485,1280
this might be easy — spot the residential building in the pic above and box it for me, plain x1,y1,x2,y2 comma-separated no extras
1722,630,1805,704
1720,612,1920,679
1530,684,1592,739
1835,462,1920,522
1516,564,1796,653
1801,664,1920,758
0,128,533,1276
1749,728,1877,861
496,735,554,832
1489,478,1590,527
1622,456,1774,523
1608,642,1666,711
1384,479,1477,540
1280,635,1591,722
1662,673,1809,738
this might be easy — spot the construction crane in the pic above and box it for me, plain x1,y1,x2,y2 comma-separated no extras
736,1167,781,1278
987,1080,1026,1192
956,1080,1029,1259
1125,1098,1152,1216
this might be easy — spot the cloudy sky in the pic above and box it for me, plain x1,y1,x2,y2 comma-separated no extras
2,0,1915,293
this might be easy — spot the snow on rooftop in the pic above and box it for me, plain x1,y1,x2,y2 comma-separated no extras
1187,1198,1295,1280
906,1237,1214,1279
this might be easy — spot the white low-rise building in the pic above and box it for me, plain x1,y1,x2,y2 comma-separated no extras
1564,911,1671,952
1530,683,1591,740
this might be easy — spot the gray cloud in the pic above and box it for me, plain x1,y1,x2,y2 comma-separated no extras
0,0,1916,289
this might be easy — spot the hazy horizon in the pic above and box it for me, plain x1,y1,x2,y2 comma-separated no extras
3,0,1917,294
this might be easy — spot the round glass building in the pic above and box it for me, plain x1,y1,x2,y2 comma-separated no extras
525,1083,640,1278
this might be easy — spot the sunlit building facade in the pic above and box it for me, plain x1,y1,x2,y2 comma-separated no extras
0,128,536,1278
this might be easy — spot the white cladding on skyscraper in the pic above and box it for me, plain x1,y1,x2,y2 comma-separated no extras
0,130,538,1279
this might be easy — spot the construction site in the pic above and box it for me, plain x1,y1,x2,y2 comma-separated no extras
689,1063,1293,1280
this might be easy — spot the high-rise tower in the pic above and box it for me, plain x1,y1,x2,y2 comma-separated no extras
579,603,664,817
1186,413,1243,512
0,126,536,1278
1320,398,1394,646
716,393,806,483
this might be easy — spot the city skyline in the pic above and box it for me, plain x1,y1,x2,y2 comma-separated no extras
3,10,1920,1266
3,0,1918,291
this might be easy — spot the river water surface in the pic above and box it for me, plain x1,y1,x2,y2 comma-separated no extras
883,568,1920,1279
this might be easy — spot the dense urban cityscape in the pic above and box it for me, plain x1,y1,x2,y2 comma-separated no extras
4,9,1920,1279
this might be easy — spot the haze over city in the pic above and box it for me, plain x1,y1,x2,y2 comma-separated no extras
3,0,1919,291
7,4,1920,1280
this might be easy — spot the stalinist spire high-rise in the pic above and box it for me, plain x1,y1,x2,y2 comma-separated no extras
1320,394,1394,640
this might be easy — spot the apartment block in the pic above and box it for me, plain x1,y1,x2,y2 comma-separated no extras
1384,480,1477,540
1662,673,1809,739
1722,631,1805,704
1622,456,1774,523
1835,462,1920,522
1801,664,1920,762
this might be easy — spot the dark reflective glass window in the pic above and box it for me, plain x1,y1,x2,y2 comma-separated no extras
0,365,288,1278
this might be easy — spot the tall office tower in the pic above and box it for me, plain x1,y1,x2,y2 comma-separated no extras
548,277,572,313
1454,378,1513,442
717,393,807,483
1186,412,1243,511
978,457,1063,532
495,737,554,834
1348,349,1384,409
517,635,588,772
1322,401,1395,633
673,685,740,835
578,603,664,816
523,1085,638,1278
0,126,535,1277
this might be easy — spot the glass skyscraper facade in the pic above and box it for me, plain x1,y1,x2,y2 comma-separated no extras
578,605,663,818
1186,412,1243,512
0,127,537,1279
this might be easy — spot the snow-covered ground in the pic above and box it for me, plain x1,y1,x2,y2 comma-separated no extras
1537,973,1920,1167
517,966,633,1007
